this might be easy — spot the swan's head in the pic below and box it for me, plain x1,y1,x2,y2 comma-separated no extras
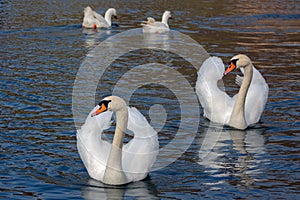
107,8,118,19
163,11,172,19
224,54,251,75
84,6,93,14
91,96,126,117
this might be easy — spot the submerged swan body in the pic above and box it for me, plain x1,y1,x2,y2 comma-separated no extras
82,6,117,29
77,96,158,185
141,11,172,33
196,54,269,130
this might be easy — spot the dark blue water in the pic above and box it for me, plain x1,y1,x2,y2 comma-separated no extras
1,0,299,199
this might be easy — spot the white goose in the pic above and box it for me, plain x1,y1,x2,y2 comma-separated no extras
82,6,117,29
77,96,159,185
196,54,269,130
141,11,172,33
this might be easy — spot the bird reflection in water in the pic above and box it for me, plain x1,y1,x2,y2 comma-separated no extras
81,178,159,200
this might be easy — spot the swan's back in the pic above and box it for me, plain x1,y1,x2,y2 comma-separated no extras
142,22,169,33
196,57,234,124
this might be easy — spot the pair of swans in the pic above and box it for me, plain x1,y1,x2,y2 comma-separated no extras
82,7,117,29
82,7,172,33
77,54,268,185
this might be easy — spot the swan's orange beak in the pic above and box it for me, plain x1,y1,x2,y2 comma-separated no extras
91,103,107,117
224,62,236,75
114,15,118,19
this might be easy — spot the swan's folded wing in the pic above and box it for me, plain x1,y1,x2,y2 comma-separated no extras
123,107,159,181
153,22,168,28
198,56,225,79
245,67,269,124
142,22,170,34
93,11,106,22
127,107,156,137
196,56,235,124
91,11,110,27
76,108,113,180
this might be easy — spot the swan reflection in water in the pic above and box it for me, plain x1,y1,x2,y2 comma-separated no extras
82,28,112,48
142,31,170,50
81,178,158,200
198,125,268,187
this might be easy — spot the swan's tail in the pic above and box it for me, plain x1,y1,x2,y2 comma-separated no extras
141,17,156,26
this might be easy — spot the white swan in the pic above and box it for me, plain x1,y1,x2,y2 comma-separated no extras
82,6,117,29
77,96,159,185
196,54,269,130
141,11,172,33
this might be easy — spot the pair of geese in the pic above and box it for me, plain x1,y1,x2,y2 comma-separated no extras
82,6,172,33
78,7,269,186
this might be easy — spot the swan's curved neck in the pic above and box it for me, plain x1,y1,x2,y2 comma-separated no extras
162,14,169,27
104,10,113,26
103,107,128,185
229,63,253,130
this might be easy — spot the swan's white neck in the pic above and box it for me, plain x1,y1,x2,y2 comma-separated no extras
229,63,253,130
103,107,128,185
104,9,114,26
161,14,169,27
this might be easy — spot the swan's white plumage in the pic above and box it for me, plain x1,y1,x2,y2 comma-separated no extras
142,11,171,34
196,57,234,124
82,6,117,28
77,105,158,183
196,56,268,127
243,67,269,124
123,107,158,181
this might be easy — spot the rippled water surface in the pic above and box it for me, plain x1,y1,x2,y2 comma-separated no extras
1,0,299,199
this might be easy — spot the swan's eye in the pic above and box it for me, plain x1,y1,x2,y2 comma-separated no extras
98,100,111,107
228,58,239,66
98,100,111,111
225,58,239,75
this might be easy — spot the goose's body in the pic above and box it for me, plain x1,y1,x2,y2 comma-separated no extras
77,96,158,185
196,55,269,129
82,7,117,29
142,11,172,34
